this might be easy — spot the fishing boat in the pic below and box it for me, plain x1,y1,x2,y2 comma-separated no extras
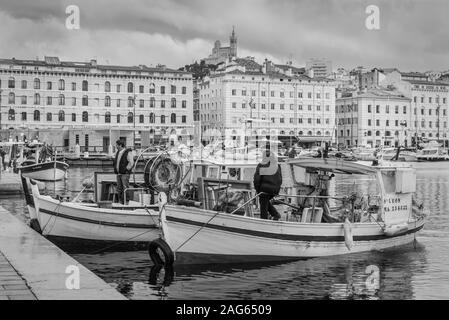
155,158,426,265
379,147,418,162
19,160,69,181
417,143,449,161
21,176,160,249
17,142,69,181
352,146,376,161
20,152,182,249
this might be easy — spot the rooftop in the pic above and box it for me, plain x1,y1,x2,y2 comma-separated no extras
408,79,449,86
339,88,410,100
0,56,190,75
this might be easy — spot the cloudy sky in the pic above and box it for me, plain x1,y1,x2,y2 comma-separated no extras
0,0,448,72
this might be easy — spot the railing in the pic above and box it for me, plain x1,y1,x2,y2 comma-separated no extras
275,192,382,223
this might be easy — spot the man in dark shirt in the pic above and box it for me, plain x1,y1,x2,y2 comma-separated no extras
113,140,134,204
253,149,282,220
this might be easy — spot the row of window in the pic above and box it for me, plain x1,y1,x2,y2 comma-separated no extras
341,130,444,138
367,105,408,114
2,78,188,94
339,104,408,114
338,117,448,129
414,107,447,116
231,89,331,99
230,102,331,111
231,117,331,125
6,109,187,124
413,96,447,104
339,118,409,127
339,104,449,116
341,130,402,137
5,93,187,108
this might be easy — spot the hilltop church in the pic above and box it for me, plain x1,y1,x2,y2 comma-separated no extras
202,27,237,65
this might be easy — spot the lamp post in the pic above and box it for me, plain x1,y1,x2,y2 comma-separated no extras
350,100,354,147
0,89,3,139
437,95,440,144
400,120,407,147
414,99,418,147
133,93,136,148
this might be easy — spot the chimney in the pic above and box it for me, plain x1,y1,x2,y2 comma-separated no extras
264,60,274,73
262,59,268,74
90,59,97,67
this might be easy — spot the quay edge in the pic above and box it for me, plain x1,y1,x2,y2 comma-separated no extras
0,206,127,300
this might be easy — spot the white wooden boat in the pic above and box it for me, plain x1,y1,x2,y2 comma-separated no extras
22,177,160,249
16,142,69,181
19,160,68,181
417,147,449,161
157,159,426,265
379,147,418,162
352,147,376,161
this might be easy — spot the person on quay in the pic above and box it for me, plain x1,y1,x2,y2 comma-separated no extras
253,149,282,220
113,139,134,204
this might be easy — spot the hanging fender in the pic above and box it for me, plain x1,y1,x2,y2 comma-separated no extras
384,223,409,237
344,218,354,251
148,238,175,266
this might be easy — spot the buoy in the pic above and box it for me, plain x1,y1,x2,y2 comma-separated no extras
344,218,354,250
148,238,175,266
82,178,93,189
384,223,408,237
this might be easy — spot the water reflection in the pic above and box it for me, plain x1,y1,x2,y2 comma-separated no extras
71,243,427,300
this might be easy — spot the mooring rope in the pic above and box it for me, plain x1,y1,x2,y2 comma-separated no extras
173,192,263,253
40,199,63,234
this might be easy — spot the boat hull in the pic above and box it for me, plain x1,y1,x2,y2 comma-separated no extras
161,205,425,265
417,156,449,161
383,154,418,162
34,196,160,242
19,161,68,181
24,178,161,247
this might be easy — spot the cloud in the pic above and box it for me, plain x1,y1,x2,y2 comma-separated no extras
0,0,448,71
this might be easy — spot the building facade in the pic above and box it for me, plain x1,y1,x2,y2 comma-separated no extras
306,58,333,78
198,68,336,147
0,56,194,151
356,68,449,146
408,80,449,146
336,89,413,148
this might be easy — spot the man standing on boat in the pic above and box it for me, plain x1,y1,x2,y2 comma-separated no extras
113,139,134,204
253,149,282,220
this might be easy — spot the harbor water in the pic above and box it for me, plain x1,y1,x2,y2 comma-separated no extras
1,163,448,300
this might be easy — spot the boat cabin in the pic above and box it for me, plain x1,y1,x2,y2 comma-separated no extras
283,159,417,225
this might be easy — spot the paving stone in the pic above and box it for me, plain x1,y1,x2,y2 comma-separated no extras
0,280,27,285
8,295,36,300
1,289,33,296
2,284,29,290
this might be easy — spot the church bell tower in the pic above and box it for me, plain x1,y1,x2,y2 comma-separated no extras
230,26,237,58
